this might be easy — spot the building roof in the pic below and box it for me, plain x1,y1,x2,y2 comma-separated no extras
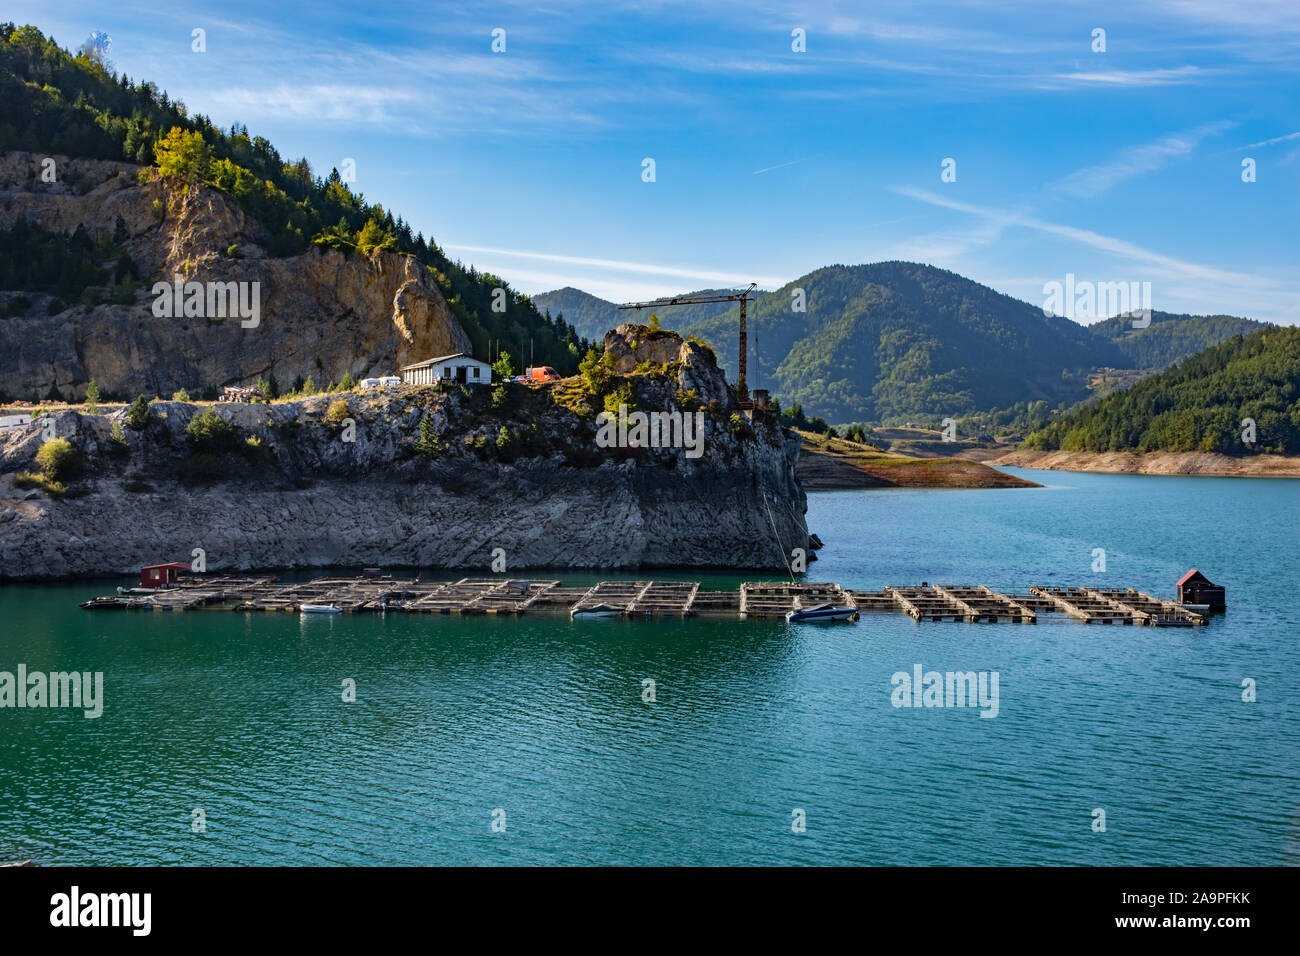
1177,568,1212,587
142,562,192,572
400,353,489,371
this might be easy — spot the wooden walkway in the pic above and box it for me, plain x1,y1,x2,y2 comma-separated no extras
739,582,854,619
84,575,1208,625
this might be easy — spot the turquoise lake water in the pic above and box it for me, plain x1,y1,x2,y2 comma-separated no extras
1,468,1297,865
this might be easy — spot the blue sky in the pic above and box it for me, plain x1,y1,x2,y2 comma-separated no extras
15,1,1300,322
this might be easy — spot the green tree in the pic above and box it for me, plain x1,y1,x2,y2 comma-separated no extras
108,419,129,456
36,438,80,480
578,347,607,391
492,350,515,381
84,379,100,413
495,425,517,461
125,395,150,429
172,388,191,402
326,398,350,424
153,126,212,185
186,407,239,453
355,218,397,254
414,413,442,457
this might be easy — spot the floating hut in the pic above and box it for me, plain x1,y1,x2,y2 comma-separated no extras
1176,569,1225,611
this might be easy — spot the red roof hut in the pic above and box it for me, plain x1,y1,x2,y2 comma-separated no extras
1176,569,1225,611
140,562,192,589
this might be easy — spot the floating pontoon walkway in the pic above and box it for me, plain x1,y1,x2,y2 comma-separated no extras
84,576,1208,625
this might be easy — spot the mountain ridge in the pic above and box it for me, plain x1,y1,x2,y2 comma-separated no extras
535,265,1269,423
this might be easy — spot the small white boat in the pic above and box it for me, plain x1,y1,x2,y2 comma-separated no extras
786,603,859,624
571,603,622,619
300,603,343,614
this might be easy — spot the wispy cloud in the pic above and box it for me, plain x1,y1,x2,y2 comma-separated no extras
1045,66,1210,87
1234,130,1300,150
1054,122,1233,197
890,185,1273,288
442,243,788,289
207,85,421,125
753,158,808,175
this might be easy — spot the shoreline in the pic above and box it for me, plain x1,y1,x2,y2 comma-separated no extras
987,448,1300,478
797,432,1038,489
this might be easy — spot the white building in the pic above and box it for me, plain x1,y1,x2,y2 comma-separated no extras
400,353,492,386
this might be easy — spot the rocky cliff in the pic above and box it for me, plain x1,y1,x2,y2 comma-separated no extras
0,327,812,578
0,151,470,400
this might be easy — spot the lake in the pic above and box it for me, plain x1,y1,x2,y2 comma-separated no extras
1,468,1297,865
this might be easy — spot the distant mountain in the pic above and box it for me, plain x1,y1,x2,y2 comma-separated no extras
681,262,1127,423
531,286,766,343
539,265,1269,424
1086,311,1271,370
1025,326,1300,456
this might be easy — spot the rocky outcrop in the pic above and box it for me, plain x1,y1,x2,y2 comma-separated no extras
0,328,812,578
0,152,471,400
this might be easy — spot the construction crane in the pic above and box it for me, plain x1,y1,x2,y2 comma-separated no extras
618,283,759,403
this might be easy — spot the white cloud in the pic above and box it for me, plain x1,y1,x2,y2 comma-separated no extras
1054,121,1234,197
890,185,1280,288
1235,130,1300,150
207,85,421,124
1046,66,1209,87
753,158,808,175
442,243,788,289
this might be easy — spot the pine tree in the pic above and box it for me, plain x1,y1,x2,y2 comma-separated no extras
126,394,150,429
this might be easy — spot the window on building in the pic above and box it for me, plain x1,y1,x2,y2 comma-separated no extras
472,367,479,378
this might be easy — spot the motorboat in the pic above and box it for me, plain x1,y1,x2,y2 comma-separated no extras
299,603,343,614
80,595,147,610
786,603,859,623
571,603,622,619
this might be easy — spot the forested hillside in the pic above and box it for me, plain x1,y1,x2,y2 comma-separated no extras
676,262,1125,423
540,266,1271,425
0,23,588,372
1087,311,1270,370
1024,327,1300,455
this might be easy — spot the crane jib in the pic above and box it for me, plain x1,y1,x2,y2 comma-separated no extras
616,283,757,402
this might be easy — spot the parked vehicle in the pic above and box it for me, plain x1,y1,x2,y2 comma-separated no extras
523,366,561,382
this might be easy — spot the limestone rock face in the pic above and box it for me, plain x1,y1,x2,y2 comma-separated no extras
0,152,471,399
603,324,730,406
0,377,811,579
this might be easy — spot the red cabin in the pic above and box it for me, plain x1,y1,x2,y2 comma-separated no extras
1176,569,1225,611
140,562,191,589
